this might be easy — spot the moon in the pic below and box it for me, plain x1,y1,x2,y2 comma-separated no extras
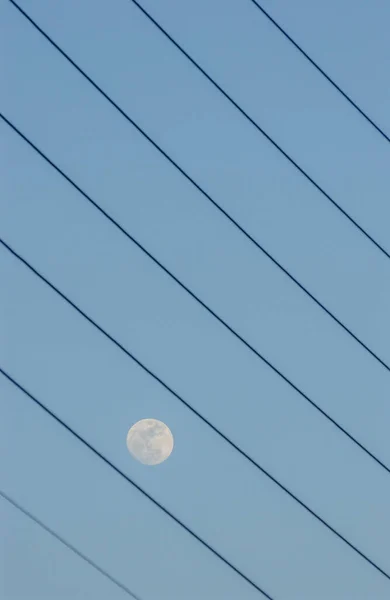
126,419,174,465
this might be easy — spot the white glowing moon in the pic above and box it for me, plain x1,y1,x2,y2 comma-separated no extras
126,419,174,465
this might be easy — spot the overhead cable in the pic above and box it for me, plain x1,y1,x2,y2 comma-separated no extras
0,488,142,600
1,240,389,583
123,0,390,260
0,368,273,599
6,3,390,379
2,112,390,477
248,0,390,144
8,0,390,261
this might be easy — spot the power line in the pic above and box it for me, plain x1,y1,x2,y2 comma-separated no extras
2,112,390,475
1,240,390,584
248,0,390,145
3,0,390,585
123,0,390,261
9,0,390,262
4,0,390,445
0,489,142,600
0,368,273,599
5,6,390,378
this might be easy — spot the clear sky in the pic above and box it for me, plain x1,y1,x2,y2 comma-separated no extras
1,0,390,598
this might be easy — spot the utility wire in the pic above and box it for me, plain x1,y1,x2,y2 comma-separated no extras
5,0,390,446
5,4,390,380
0,368,273,599
1,240,390,584
0,488,142,600
4,0,390,583
124,0,390,260
248,0,390,145
2,112,390,477
9,0,390,262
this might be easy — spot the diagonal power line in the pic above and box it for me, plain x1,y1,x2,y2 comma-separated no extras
5,2,390,380
5,0,390,442
0,368,273,599
3,0,390,585
0,489,142,600
8,0,390,257
1,239,390,585
2,111,390,475
248,0,390,144
122,0,390,261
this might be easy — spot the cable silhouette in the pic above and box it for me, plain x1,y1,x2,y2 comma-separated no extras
4,0,390,584
9,0,390,262
0,489,142,600
122,0,390,260
6,0,390,412
2,113,390,475
5,3,390,379
248,0,390,145
0,369,273,599
1,241,390,584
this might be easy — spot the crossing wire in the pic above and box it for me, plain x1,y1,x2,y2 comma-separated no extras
0,368,273,599
1,239,390,584
0,488,142,600
248,0,390,144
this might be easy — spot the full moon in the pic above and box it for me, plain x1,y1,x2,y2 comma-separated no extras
126,419,174,465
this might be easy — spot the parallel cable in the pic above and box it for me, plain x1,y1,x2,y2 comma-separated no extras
5,3,390,379
3,113,390,474
123,0,390,260
0,368,272,599
1,240,390,584
9,0,390,262
4,1,390,583
0,488,142,600
248,0,390,144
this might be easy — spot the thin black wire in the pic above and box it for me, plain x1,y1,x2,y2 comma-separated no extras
248,0,390,145
9,0,390,264
4,0,390,582
124,0,390,260
2,111,390,477
0,489,142,600
5,0,390,452
1,241,390,585
0,368,272,599
6,5,390,382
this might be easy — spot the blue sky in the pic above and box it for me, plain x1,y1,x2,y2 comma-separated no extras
1,0,390,598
